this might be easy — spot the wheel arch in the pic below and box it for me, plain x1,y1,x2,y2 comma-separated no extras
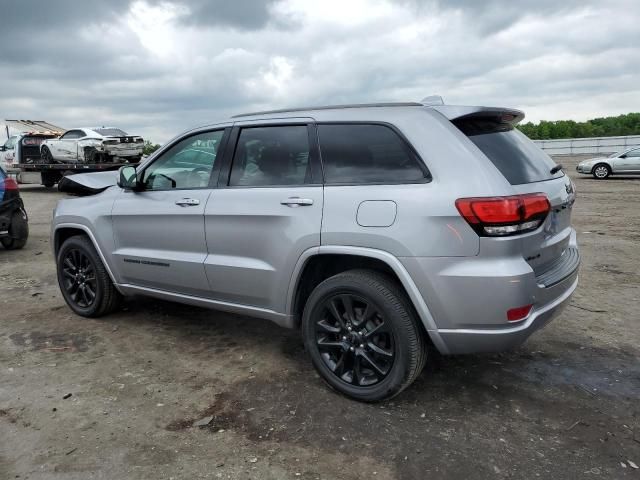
53,223,121,291
287,246,449,354
591,161,612,174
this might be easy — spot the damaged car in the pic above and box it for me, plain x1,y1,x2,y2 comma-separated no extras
41,127,144,164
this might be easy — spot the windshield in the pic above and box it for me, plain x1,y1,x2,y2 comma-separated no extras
94,128,128,136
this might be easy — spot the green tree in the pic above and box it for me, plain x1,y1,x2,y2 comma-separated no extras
517,112,640,140
143,140,161,156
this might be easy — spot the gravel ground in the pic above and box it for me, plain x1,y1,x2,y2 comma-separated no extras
1,156,639,480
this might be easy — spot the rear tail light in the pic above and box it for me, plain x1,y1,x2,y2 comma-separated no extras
4,178,19,191
455,193,550,237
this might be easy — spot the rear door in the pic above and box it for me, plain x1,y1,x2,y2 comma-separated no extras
111,128,228,296
203,120,323,312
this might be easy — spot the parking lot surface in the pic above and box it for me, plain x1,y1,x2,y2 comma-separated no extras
1,156,639,479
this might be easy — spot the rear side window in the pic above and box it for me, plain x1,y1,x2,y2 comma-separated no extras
229,126,311,186
455,117,563,185
317,124,429,184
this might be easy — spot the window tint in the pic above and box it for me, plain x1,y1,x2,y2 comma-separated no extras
143,130,224,190
317,124,427,184
229,126,311,186
454,117,563,185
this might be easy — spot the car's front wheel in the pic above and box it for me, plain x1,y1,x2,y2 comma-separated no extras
302,269,427,402
592,163,611,179
57,235,121,317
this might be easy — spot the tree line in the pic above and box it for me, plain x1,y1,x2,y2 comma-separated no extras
517,112,640,140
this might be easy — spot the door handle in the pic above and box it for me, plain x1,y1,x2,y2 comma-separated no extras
175,198,200,207
281,197,314,207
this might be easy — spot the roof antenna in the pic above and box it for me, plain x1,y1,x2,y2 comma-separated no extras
420,95,444,106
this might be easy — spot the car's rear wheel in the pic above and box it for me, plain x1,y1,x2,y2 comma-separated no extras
57,235,121,317
1,210,28,250
592,163,611,179
302,269,427,402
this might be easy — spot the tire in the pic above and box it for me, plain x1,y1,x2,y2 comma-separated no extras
302,269,427,402
41,146,53,163
1,210,28,250
56,235,122,317
592,163,611,179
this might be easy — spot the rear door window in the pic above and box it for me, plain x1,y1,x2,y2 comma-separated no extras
454,117,563,185
317,124,429,184
229,125,312,187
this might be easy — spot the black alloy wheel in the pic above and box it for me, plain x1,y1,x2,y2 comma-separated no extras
315,293,395,386
60,248,98,308
302,269,427,402
56,235,122,317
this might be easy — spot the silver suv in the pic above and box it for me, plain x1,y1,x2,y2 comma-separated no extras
52,102,579,401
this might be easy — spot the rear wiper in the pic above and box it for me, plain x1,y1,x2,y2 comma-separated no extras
550,164,563,174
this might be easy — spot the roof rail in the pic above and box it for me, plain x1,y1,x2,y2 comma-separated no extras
232,102,424,118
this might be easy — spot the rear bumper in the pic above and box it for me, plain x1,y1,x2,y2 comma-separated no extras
400,230,580,354
436,273,578,354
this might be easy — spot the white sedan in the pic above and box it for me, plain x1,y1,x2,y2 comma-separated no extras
41,127,144,164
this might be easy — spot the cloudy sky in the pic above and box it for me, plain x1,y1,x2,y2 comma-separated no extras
1,0,638,143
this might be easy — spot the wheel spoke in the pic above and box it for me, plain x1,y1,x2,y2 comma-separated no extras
359,351,388,377
64,258,76,271
340,295,356,324
364,320,388,338
328,299,346,328
62,269,75,280
317,337,345,350
368,340,393,357
84,283,96,301
317,319,341,334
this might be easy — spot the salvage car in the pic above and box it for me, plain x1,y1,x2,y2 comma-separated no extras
0,165,28,249
51,101,579,401
41,128,144,164
576,146,640,179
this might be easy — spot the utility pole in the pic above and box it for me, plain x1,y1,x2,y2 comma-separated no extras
5,125,9,140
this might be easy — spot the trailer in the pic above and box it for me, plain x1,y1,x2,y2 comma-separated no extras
2,120,140,187
18,160,138,187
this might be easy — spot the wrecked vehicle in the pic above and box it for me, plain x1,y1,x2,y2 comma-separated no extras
0,165,28,249
41,127,144,164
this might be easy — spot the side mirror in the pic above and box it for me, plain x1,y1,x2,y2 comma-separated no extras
0,146,6,152
117,166,140,190
619,154,627,158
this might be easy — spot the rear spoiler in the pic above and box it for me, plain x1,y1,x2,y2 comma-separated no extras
430,106,525,126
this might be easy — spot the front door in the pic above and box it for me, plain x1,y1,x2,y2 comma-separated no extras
204,122,323,312
616,147,640,172
112,128,228,296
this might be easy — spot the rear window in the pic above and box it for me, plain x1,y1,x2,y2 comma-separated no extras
454,117,563,185
95,128,128,136
317,124,429,184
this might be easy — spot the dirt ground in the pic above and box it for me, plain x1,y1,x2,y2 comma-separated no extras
1,155,639,480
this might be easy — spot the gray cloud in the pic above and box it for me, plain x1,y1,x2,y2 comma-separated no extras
1,0,638,143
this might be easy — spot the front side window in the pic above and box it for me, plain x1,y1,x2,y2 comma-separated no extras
142,130,224,190
4,136,18,149
317,124,428,184
229,126,311,187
